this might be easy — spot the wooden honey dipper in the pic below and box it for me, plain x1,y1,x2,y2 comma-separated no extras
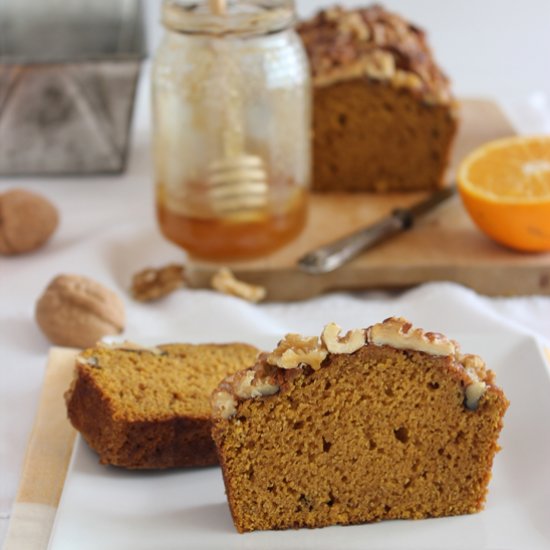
206,0,269,218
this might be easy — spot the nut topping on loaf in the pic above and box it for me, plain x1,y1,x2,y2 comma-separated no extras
297,4,452,104
213,357,281,420
211,390,238,421
266,334,328,370
75,354,100,368
367,316,457,356
321,322,366,353
212,317,493,421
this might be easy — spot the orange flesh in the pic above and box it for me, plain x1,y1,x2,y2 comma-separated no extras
458,136,550,251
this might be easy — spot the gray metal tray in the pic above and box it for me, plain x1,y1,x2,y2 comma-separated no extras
0,0,147,175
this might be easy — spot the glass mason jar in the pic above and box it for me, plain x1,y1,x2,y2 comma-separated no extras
152,0,311,261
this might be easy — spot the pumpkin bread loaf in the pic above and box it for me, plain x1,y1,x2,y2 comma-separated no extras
66,341,259,469
211,318,508,532
298,5,459,192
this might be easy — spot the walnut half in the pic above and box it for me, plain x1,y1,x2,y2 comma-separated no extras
321,322,366,354
0,188,58,255
267,333,328,370
35,274,125,348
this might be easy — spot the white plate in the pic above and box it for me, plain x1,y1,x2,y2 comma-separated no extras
49,331,550,550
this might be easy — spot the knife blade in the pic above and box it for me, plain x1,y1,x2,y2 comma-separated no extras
297,185,456,275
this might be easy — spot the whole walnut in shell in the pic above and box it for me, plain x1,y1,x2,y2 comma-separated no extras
35,274,125,348
0,189,59,255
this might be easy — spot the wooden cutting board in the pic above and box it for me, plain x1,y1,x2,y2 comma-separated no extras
186,99,550,301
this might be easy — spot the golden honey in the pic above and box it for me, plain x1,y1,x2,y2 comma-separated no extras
156,185,307,260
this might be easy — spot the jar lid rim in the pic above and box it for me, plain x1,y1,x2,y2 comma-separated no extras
162,1,296,36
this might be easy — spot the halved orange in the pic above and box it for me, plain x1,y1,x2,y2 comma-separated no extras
457,135,550,252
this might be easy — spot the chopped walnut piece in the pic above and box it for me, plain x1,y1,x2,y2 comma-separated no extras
75,355,100,368
324,6,343,22
131,263,186,302
368,317,456,356
321,322,366,354
338,11,370,40
465,380,487,411
234,369,279,399
212,389,238,420
363,50,396,80
460,354,487,380
211,267,266,303
391,69,423,91
297,5,453,105
267,333,327,370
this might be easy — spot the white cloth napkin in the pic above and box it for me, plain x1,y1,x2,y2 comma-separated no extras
122,282,550,350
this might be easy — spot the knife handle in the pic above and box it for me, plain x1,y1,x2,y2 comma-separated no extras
297,214,405,274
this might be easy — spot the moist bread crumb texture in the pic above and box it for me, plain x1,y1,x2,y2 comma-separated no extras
297,5,459,192
211,318,509,532
65,342,259,469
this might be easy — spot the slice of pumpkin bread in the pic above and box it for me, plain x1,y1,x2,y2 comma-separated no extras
66,341,259,469
211,318,508,532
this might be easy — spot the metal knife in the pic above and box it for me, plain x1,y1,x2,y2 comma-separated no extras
297,186,456,275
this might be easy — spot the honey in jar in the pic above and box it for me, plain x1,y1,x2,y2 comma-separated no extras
152,0,311,261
